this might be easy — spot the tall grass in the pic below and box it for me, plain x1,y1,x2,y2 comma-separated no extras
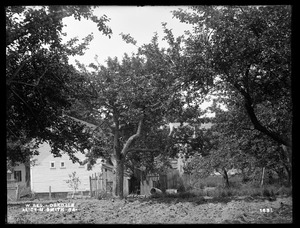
184,174,292,199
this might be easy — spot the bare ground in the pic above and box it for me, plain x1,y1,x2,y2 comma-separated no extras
6,196,292,224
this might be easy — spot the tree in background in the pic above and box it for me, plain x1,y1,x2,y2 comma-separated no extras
6,6,112,166
187,93,292,187
173,5,291,147
65,171,81,198
173,5,292,185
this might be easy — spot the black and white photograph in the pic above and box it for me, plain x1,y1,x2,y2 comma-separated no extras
6,5,292,224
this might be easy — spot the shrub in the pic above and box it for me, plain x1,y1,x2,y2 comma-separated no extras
65,172,81,197
199,183,205,189
229,181,242,189
185,185,194,191
262,188,275,197
250,190,261,197
206,180,219,188
96,190,112,200
177,184,186,193
220,190,227,198
276,186,292,196
178,191,197,199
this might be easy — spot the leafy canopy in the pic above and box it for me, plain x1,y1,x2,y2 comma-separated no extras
6,6,112,166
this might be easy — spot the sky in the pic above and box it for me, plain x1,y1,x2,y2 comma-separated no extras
62,6,194,67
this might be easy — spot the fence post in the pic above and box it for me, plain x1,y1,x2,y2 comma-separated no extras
96,175,98,198
49,186,52,200
260,167,265,187
15,184,19,201
89,176,92,197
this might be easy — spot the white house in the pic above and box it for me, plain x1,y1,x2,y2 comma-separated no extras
30,142,130,196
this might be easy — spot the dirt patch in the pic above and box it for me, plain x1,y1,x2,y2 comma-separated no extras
6,196,292,224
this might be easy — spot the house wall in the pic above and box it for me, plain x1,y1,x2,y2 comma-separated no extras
31,143,103,193
10,163,27,188
31,143,130,195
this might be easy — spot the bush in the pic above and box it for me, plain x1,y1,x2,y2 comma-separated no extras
250,191,261,197
177,184,186,193
229,181,242,189
275,186,292,196
220,190,227,198
178,191,197,199
199,183,205,189
96,190,112,200
262,188,273,197
185,185,194,191
196,175,224,189
206,180,219,187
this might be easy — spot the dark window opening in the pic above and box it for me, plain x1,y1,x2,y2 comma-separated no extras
14,171,22,182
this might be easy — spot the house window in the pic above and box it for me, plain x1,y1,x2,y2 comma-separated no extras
14,171,22,182
50,161,56,169
60,161,66,169
7,173,12,180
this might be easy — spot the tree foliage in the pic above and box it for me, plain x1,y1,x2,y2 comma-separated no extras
173,5,292,148
68,26,210,197
6,6,112,165
173,6,292,185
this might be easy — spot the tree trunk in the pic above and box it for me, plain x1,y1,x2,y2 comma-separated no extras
111,154,125,198
115,158,124,198
282,145,292,186
234,81,291,148
260,167,265,187
112,112,143,199
222,168,230,188
283,164,292,186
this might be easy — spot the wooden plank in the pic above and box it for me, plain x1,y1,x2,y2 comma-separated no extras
16,184,19,201
49,186,52,200
89,176,92,197
96,174,98,197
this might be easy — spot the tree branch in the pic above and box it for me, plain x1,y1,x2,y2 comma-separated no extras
121,117,143,156
126,148,160,154
10,88,40,126
9,67,48,87
7,56,32,85
233,82,291,147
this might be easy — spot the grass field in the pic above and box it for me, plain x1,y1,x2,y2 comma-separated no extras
181,174,292,199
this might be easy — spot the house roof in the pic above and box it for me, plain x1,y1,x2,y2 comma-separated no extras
168,122,213,135
30,142,87,165
31,142,52,163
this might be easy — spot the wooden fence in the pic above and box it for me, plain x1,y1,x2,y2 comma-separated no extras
7,181,19,201
89,173,113,198
140,171,194,195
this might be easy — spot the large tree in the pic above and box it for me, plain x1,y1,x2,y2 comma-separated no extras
68,29,204,197
6,6,112,167
187,88,292,187
173,5,292,147
173,6,292,181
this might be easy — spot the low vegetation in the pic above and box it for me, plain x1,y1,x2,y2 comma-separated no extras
148,174,292,203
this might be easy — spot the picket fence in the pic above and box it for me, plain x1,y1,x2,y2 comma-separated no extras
7,180,19,201
89,173,113,198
